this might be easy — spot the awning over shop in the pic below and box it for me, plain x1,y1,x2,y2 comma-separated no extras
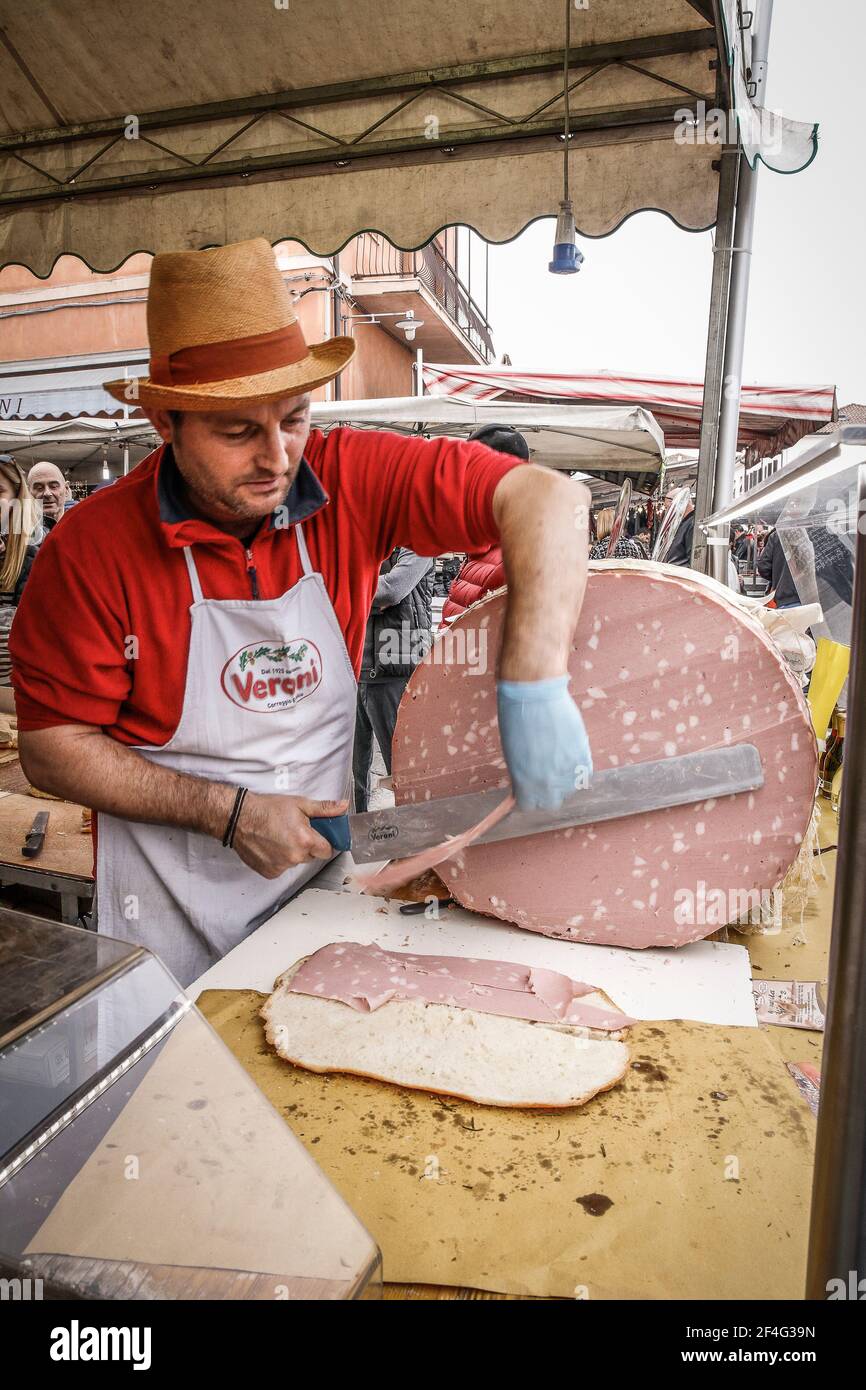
422,363,837,459
310,395,665,492
0,1,817,274
0,353,149,421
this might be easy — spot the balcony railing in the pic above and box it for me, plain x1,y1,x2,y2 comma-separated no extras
352,235,494,361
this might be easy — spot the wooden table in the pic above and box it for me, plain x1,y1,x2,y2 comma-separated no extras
0,781,93,924
2,750,833,1300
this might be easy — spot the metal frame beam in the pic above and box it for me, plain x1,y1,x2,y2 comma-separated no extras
685,0,716,23
0,108,706,211
708,0,775,580
690,145,739,572
0,29,715,153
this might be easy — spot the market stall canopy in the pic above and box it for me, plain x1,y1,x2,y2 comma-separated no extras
423,363,837,460
0,416,158,472
310,395,665,492
0,1,817,274
0,397,665,492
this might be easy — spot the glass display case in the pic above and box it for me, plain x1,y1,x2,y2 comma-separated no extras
0,911,382,1299
705,424,865,652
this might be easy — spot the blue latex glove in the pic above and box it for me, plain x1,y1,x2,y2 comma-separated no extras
497,676,593,811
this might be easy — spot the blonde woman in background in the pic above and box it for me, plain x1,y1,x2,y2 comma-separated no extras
589,505,647,560
0,455,40,725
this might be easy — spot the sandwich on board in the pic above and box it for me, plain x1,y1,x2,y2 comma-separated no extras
262,942,633,1109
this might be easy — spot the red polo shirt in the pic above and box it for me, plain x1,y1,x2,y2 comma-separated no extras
11,426,521,744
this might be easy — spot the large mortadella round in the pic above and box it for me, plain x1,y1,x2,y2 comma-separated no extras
391,563,818,949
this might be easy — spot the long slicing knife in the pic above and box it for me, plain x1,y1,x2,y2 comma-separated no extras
310,743,764,864
22,810,50,859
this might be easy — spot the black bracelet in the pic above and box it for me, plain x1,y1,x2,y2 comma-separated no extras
222,786,248,848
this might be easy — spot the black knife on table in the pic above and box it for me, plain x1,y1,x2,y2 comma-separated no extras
22,810,50,858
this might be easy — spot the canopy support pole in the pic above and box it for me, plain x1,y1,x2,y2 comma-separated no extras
806,462,866,1297
697,0,775,580
691,143,739,574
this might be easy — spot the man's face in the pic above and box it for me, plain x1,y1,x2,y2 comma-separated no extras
28,463,70,519
150,394,312,534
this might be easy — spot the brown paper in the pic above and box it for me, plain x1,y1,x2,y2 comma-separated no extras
198,989,816,1300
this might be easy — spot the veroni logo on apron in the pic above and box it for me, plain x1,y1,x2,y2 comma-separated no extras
221,638,323,712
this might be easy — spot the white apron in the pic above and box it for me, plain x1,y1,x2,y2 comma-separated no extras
96,523,357,987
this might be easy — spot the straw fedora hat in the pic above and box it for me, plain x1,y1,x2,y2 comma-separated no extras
105,238,355,411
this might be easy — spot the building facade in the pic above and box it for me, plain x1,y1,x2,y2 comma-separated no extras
0,230,495,486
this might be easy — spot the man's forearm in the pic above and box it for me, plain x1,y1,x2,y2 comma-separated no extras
18,725,234,838
492,466,589,680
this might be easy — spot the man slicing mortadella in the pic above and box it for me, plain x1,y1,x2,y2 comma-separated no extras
10,238,592,987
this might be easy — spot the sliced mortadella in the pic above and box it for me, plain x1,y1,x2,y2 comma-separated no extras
288,941,635,1030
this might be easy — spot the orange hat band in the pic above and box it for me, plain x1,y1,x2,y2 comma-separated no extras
149,320,308,386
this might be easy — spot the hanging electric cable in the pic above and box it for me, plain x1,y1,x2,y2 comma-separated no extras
549,0,584,275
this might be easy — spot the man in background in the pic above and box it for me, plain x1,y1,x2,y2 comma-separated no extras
353,546,434,812
27,461,75,534
757,527,800,607
663,485,696,567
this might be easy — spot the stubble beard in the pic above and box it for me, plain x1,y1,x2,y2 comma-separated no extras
174,447,296,532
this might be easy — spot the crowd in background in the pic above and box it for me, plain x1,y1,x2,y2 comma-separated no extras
0,441,825,812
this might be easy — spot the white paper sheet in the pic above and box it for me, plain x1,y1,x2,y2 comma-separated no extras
190,888,756,1027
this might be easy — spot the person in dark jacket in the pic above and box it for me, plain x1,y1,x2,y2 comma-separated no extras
440,424,530,625
756,528,800,608
663,487,695,567
433,554,462,597
353,547,434,812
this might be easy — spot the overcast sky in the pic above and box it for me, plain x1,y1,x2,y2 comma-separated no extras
487,0,865,408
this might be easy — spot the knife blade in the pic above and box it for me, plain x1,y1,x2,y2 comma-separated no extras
311,744,764,864
22,810,50,859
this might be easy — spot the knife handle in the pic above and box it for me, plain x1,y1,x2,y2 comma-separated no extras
309,814,351,853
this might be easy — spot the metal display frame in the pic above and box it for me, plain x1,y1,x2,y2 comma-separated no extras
805,461,866,1297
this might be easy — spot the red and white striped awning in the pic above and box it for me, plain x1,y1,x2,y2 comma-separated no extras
422,365,837,460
